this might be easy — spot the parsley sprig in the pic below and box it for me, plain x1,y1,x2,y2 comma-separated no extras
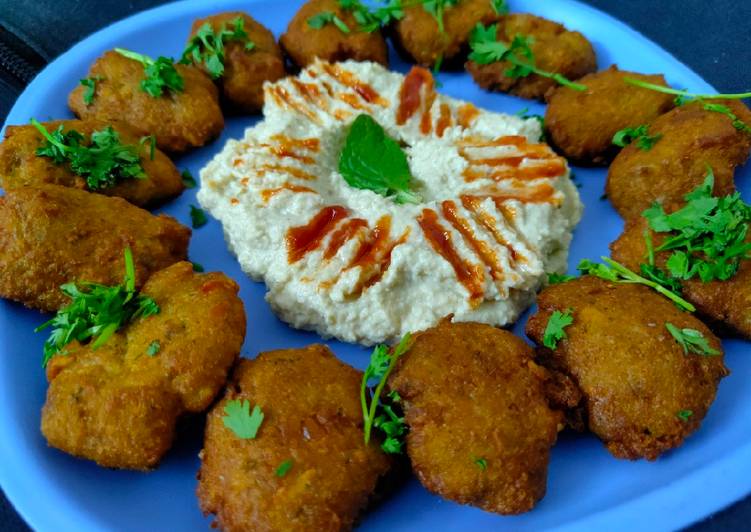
114,48,184,98
222,399,265,439
32,119,146,190
79,76,102,105
35,248,160,368
180,16,255,79
665,323,720,356
361,334,412,454
612,125,662,150
423,0,459,33
547,272,575,285
623,77,751,103
542,309,573,349
307,11,351,33
469,23,587,91
702,103,751,135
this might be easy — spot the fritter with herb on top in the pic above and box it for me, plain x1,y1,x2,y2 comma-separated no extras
388,320,565,515
606,98,751,220
280,0,389,68
41,260,246,470
197,344,392,531
183,12,286,113
69,49,223,153
0,184,190,312
466,13,597,101
544,66,676,165
526,276,729,460
0,119,183,207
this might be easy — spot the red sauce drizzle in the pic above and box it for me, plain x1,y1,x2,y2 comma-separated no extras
417,208,484,304
460,184,559,207
345,216,410,294
461,195,524,263
286,206,348,263
257,164,317,181
436,103,453,137
269,86,320,123
324,218,368,260
322,63,387,106
456,103,480,128
421,89,437,135
397,67,433,126
262,136,320,165
442,200,505,281
260,184,316,202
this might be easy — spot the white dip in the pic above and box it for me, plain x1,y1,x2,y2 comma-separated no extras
198,59,583,345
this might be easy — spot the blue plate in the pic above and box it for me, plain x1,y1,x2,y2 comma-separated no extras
1,1,750,530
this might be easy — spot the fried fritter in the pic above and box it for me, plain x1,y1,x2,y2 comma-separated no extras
545,66,676,165
186,12,286,113
388,321,563,515
197,345,391,532
0,119,184,207
606,99,751,220
41,262,246,470
392,0,501,67
526,276,729,461
466,13,596,101
611,217,751,339
0,185,190,312
69,50,224,153
280,0,388,68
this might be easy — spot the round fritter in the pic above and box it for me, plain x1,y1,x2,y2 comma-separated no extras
197,345,391,532
388,321,563,515
466,13,597,101
41,262,246,470
605,99,751,220
0,119,184,207
280,0,388,68
69,50,224,153
392,0,501,67
0,184,190,312
526,276,729,461
186,12,286,113
545,66,676,165
611,217,751,340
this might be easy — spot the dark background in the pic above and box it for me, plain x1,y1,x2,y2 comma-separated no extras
0,0,749,530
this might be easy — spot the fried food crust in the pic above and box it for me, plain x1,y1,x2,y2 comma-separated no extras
0,185,190,312
197,345,391,532
611,218,751,339
280,0,388,68
0,119,184,206
605,99,751,220
392,0,501,67
187,12,286,113
466,13,596,101
41,262,246,470
388,321,562,515
545,66,676,165
69,50,224,153
526,276,729,460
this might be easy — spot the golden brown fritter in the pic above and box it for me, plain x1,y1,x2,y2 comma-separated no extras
198,345,391,532
280,0,388,68
611,218,751,339
466,13,596,101
388,321,563,515
186,12,286,113
0,119,183,207
545,66,676,165
392,0,501,67
0,185,190,312
606,99,751,220
69,50,224,153
526,276,729,461
41,262,246,470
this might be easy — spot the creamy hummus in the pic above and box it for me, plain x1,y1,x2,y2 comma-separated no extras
198,59,583,345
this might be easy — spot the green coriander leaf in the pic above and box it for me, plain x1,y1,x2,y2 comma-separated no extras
677,409,693,422
180,17,254,80
276,459,294,477
115,48,184,98
307,11,351,33
146,340,161,357
181,169,197,188
515,107,546,141
80,75,102,105
703,102,751,135
139,134,156,161
623,77,751,101
423,0,459,34
665,323,720,356
191,261,205,273
612,124,661,150
490,0,509,15
542,309,574,349
474,456,488,470
339,114,422,204
547,272,575,285
223,399,264,439
190,205,208,228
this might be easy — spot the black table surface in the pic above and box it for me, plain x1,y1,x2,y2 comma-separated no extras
1,0,749,530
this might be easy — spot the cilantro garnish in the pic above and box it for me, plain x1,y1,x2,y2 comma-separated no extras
639,230,683,294
547,272,575,285
515,107,546,141
32,119,146,191
139,134,156,161
490,0,509,15
665,323,720,356
307,11,351,33
578,257,696,312
702,103,751,135
542,309,573,349
114,48,184,98
181,169,197,188
146,340,161,357
473,456,488,471
337,0,405,32
423,0,459,34
80,75,102,105
190,205,208,228
180,16,255,79
35,248,160,368
677,409,693,422
339,114,421,204
623,78,751,102
468,23,587,91
191,261,205,273
642,169,751,283
361,334,413,454
222,399,264,439
276,459,294,478
612,125,662,150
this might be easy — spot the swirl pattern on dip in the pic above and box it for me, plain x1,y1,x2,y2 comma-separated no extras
198,59,583,345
